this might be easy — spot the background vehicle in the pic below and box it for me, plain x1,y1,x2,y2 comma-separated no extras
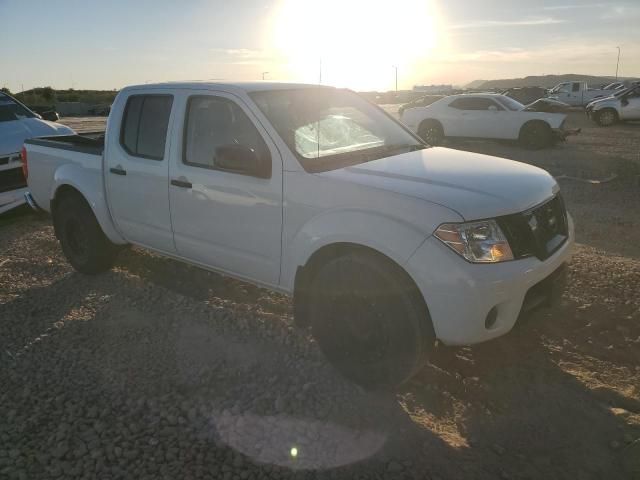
546,81,608,106
0,91,73,213
24,82,573,387
586,85,640,126
401,93,573,149
398,95,444,116
502,86,547,105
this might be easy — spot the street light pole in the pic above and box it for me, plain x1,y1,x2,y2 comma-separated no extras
615,47,620,81
393,65,398,92
262,71,269,80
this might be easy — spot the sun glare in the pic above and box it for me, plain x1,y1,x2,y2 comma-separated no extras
270,0,441,91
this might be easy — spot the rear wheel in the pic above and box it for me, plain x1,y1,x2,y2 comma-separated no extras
53,192,120,274
596,108,618,127
307,250,434,388
418,120,444,146
519,121,552,149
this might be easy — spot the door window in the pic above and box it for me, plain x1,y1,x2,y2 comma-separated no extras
120,95,173,160
449,97,502,110
572,83,581,92
183,96,270,171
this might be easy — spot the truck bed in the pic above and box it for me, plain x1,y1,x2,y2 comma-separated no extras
24,133,105,157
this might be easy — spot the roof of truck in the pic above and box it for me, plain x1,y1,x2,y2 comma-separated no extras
122,81,332,93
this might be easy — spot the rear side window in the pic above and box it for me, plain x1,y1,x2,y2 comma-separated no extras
120,95,173,160
572,83,581,92
449,97,501,111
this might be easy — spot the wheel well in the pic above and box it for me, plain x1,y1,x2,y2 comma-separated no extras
293,243,430,331
51,185,87,238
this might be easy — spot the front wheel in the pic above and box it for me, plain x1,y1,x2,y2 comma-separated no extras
596,108,618,127
519,121,552,149
418,120,444,146
307,251,434,388
53,193,120,274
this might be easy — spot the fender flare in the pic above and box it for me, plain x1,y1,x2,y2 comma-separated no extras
281,208,434,292
50,163,127,245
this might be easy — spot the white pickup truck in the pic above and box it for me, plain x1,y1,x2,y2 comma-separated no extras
23,82,574,387
546,81,608,107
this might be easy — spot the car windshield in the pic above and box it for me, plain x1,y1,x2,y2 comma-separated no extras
249,88,425,172
496,95,525,111
0,93,36,122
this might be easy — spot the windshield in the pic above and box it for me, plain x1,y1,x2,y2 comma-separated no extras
0,93,36,122
249,88,425,172
496,95,524,111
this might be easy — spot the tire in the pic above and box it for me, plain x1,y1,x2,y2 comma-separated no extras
418,120,444,146
53,192,120,274
307,250,434,388
519,121,553,149
596,108,618,127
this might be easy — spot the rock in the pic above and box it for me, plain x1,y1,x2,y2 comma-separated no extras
623,434,634,444
610,440,621,450
387,460,404,473
492,444,506,455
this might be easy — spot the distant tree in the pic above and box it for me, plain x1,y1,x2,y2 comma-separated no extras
42,86,55,101
1,87,11,94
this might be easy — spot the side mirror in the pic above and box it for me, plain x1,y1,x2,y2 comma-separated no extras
41,111,60,122
488,105,498,112
214,144,271,179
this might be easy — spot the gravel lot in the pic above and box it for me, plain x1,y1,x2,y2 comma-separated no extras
1,113,639,479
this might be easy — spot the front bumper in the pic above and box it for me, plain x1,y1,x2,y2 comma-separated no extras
406,215,574,345
552,127,581,142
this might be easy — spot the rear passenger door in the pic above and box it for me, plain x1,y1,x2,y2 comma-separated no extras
105,91,176,252
167,91,283,287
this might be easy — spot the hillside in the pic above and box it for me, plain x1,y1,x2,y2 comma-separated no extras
6,87,117,107
473,74,637,89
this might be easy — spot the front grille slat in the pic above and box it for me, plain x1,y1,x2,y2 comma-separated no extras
498,195,568,261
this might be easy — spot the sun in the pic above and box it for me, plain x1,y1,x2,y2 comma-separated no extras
269,0,441,91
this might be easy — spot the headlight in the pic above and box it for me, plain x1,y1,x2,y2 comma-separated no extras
434,219,514,263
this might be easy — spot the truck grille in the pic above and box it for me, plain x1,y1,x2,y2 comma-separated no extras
497,195,568,261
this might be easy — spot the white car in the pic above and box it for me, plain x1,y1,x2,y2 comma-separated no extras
401,93,571,149
586,85,640,126
0,92,73,213
23,83,573,387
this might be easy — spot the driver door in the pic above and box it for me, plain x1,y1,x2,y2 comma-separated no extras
168,91,283,287
620,88,640,120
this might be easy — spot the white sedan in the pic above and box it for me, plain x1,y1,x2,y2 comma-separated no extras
400,93,571,149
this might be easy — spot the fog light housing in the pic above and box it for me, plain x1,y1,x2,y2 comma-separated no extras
485,307,498,329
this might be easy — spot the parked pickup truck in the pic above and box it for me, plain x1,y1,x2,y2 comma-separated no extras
585,84,640,126
23,82,574,387
546,81,608,107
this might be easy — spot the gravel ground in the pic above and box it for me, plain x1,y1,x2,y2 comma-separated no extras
0,115,639,479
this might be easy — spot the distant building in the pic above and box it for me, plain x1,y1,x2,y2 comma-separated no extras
413,84,453,94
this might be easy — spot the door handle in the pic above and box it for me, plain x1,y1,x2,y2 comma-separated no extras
171,179,192,189
110,167,127,176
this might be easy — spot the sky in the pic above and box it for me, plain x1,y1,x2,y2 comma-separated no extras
1,0,638,92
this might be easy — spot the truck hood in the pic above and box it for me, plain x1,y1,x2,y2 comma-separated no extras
316,147,559,220
0,118,74,156
586,96,617,108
